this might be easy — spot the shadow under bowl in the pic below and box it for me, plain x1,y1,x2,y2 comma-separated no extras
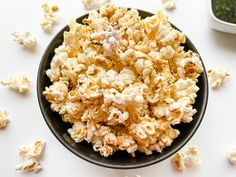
37,9,208,169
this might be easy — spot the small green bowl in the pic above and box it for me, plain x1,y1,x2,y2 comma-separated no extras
37,9,208,169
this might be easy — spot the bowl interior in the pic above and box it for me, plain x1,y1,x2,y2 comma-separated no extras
37,10,208,169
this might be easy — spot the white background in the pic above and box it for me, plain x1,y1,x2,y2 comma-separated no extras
0,0,236,176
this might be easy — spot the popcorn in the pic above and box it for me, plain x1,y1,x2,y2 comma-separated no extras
16,140,45,173
174,78,199,102
77,76,102,100
207,68,230,89
184,147,202,167
46,45,69,82
41,3,58,32
12,31,36,48
102,29,122,56
86,64,105,83
101,68,136,90
161,0,176,10
0,109,9,128
134,121,156,139
43,81,68,102
134,59,145,74
16,159,41,173
228,147,236,165
176,97,197,123
59,102,84,115
158,26,178,45
68,121,87,143
153,99,195,125
99,145,113,157
1,75,30,94
176,53,203,79
172,146,202,171
107,107,129,125
160,46,175,59
82,0,110,10
43,4,203,157
172,151,186,171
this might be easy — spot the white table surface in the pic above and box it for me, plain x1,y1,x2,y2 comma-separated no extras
0,0,236,176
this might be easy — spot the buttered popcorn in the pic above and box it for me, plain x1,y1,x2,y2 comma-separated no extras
43,4,203,157
1,75,30,94
16,140,45,173
41,3,58,32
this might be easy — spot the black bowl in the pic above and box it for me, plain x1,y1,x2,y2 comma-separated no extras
37,9,208,169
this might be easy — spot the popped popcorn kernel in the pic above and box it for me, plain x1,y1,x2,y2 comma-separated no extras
172,146,202,171
207,68,230,89
41,3,58,32
1,75,30,94
172,152,186,171
16,140,45,173
0,109,9,128
82,0,110,10
228,147,236,165
12,31,36,48
161,0,176,10
43,4,203,157
16,159,41,173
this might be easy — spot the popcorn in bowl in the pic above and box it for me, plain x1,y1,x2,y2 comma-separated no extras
43,3,203,157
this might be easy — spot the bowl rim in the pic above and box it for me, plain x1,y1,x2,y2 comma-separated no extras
37,9,209,169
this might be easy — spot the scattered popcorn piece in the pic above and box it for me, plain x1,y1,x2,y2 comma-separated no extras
12,31,36,48
0,109,9,128
172,146,201,171
41,3,58,32
43,4,203,157
207,68,230,89
82,0,110,10
161,0,176,10
16,140,45,173
172,151,186,171
184,147,202,168
16,159,41,173
1,75,30,94
228,147,236,165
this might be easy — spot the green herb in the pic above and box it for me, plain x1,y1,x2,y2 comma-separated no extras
212,0,236,24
